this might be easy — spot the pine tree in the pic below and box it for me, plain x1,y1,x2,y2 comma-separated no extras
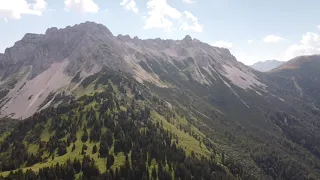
73,159,82,173
82,130,88,143
72,144,76,152
152,167,157,180
82,144,88,155
92,144,97,154
106,154,115,170
58,143,67,156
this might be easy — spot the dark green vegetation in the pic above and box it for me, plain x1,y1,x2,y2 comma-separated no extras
1,55,320,180
0,118,18,137
269,55,320,106
1,21,320,179
0,69,247,180
136,56,320,180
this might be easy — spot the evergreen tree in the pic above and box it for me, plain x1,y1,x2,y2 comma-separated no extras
106,154,115,169
152,167,157,180
92,144,97,154
82,144,88,155
72,144,76,152
58,145,67,156
73,159,82,173
81,129,88,143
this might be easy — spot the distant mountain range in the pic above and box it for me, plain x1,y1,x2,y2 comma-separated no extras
250,59,284,72
1,22,320,180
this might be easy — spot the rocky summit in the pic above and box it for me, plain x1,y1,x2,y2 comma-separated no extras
0,21,264,119
1,22,320,180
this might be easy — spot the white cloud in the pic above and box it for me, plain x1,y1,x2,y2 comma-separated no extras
263,35,285,43
64,0,99,13
284,32,320,60
120,0,138,14
144,2,172,31
212,41,233,49
144,0,181,31
180,11,203,32
33,0,47,11
144,0,202,32
317,25,320,30
233,51,257,65
182,0,195,3
248,40,253,44
0,0,47,20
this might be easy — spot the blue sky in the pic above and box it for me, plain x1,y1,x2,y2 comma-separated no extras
1,0,320,65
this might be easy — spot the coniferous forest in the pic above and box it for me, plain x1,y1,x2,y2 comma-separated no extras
0,70,248,180
1,22,320,180
0,69,318,180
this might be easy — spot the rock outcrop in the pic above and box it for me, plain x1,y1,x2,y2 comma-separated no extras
0,21,266,118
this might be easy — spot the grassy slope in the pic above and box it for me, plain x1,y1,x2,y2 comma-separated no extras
0,68,239,179
151,112,210,157
0,97,211,177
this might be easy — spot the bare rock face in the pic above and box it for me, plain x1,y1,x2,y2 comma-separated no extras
0,21,266,118
3,22,320,180
0,53,5,72
1,22,113,78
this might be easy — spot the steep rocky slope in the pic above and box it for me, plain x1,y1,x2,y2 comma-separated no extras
1,22,320,179
0,70,245,179
0,22,265,119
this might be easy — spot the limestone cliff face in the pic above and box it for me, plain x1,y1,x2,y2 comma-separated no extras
0,21,265,118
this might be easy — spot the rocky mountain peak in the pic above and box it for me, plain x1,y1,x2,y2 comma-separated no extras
74,21,113,37
117,34,132,42
14,33,44,48
183,35,192,41
133,36,139,40
2,21,320,180
22,33,44,40
0,21,267,119
45,27,59,35
182,35,193,45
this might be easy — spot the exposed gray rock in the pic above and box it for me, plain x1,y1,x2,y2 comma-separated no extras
0,21,266,118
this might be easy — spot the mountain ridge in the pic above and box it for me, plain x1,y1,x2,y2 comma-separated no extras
271,55,320,72
1,21,320,179
268,55,320,106
250,59,284,72
0,21,264,119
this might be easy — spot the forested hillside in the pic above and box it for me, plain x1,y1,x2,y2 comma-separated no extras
1,22,320,180
0,70,248,180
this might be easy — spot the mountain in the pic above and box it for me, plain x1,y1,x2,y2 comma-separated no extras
269,55,320,106
0,70,241,180
0,21,258,119
0,22,320,180
250,60,284,72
